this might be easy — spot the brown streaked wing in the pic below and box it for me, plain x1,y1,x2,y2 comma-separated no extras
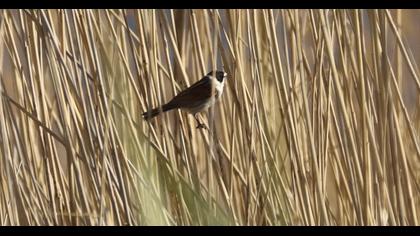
167,76,215,108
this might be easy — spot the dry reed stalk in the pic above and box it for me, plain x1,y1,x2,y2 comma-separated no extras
0,9,419,225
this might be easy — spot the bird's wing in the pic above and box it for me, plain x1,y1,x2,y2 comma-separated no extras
167,76,215,108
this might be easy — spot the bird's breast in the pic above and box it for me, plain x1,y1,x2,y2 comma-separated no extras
214,80,224,100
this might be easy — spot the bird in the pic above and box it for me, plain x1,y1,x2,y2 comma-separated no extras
142,70,228,129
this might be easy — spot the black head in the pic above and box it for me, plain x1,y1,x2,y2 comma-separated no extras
207,70,227,82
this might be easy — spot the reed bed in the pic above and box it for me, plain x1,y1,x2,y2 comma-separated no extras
0,9,419,225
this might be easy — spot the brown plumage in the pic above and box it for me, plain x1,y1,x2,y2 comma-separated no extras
142,71,227,128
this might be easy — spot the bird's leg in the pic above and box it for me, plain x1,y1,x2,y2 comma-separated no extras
194,114,208,130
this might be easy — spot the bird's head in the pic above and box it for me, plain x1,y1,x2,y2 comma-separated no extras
207,70,228,82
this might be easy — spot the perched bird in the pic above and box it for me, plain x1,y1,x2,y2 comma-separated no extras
142,70,227,129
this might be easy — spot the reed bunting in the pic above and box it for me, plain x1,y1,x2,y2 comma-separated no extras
142,70,227,129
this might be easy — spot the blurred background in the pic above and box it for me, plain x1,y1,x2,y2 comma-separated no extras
0,9,419,225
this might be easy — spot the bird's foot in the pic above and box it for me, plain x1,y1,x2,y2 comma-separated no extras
196,123,208,130
194,114,208,130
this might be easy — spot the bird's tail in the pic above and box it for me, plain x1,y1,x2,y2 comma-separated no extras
142,103,174,120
